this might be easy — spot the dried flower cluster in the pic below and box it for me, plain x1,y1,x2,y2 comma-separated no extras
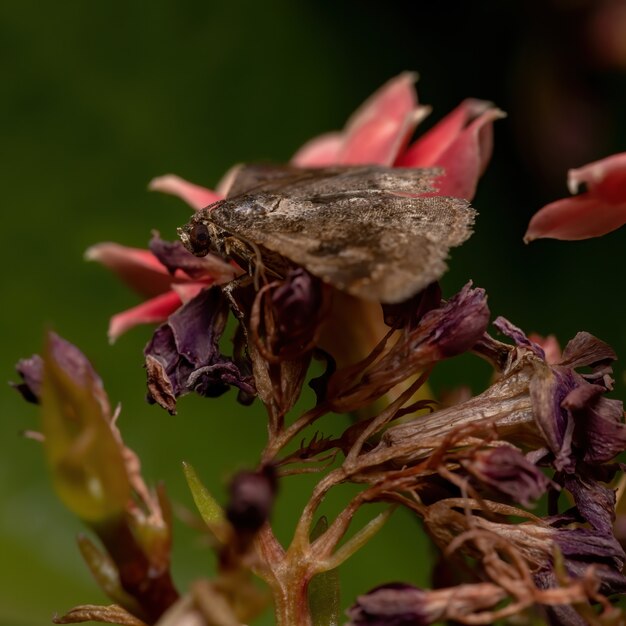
13,74,626,626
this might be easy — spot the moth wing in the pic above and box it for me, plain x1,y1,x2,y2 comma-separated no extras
226,163,441,198
208,188,475,303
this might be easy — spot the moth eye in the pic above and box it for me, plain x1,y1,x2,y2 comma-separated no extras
190,222,211,255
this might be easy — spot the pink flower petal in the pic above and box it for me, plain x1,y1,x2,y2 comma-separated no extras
108,290,183,343
567,152,626,202
215,164,244,197
170,281,207,303
291,132,344,167
148,174,222,210
397,99,492,166
85,242,174,298
528,333,562,365
524,195,626,242
338,72,428,166
398,100,505,200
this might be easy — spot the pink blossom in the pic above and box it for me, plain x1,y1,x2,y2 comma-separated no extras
294,73,505,201
86,240,235,342
91,74,504,339
525,152,626,242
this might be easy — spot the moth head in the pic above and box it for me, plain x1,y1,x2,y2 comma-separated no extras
178,215,224,258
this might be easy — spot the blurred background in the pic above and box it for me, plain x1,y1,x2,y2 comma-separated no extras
2,0,626,623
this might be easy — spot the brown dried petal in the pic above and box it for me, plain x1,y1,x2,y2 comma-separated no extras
53,604,148,625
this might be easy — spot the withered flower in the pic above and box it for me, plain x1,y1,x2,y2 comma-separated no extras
346,581,507,626
144,287,255,414
464,445,551,507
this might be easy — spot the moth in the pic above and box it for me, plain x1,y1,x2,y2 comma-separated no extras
178,164,475,304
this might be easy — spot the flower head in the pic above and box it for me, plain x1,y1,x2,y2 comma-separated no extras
90,74,503,342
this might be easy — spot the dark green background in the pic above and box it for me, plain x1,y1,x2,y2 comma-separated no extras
2,1,626,624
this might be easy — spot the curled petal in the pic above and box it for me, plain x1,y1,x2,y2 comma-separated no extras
494,316,546,359
291,132,344,167
108,291,183,343
567,152,626,200
524,195,626,242
86,243,173,298
144,288,255,413
148,174,222,210
468,445,551,506
339,72,427,166
526,152,626,242
149,234,236,283
397,99,505,199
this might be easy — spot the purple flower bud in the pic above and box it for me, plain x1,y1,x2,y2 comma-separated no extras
13,354,44,404
226,466,278,534
270,268,325,353
13,333,109,415
421,282,490,358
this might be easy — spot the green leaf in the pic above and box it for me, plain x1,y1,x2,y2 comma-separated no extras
319,506,395,572
40,334,130,523
182,461,226,542
308,517,340,626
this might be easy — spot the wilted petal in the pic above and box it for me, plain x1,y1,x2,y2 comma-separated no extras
148,233,236,283
563,383,626,465
291,132,344,167
347,582,507,626
559,471,616,534
148,174,222,210
397,99,505,199
494,316,546,359
559,331,616,371
468,445,551,506
86,243,173,298
339,72,427,166
144,288,255,413
270,268,325,353
421,282,490,358
108,291,183,343
530,367,578,473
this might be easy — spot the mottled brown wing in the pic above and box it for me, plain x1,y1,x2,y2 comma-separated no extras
225,163,440,198
205,166,475,303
